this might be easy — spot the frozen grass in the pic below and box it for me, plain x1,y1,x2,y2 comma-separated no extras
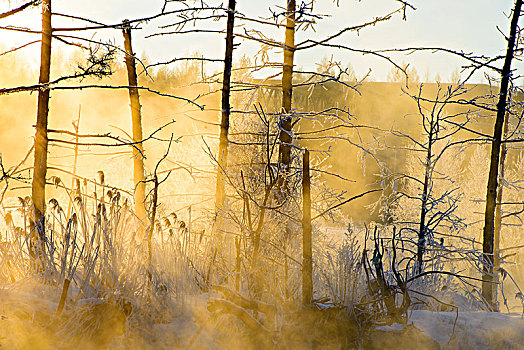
0,173,523,349
0,180,213,348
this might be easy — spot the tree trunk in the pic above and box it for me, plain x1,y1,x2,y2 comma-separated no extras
281,0,295,114
482,0,522,309
493,110,510,307
215,0,236,214
122,22,147,230
417,117,434,272
302,149,312,305
277,0,295,192
31,0,52,267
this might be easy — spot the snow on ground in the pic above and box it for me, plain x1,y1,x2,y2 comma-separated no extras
411,310,524,349
2,281,524,349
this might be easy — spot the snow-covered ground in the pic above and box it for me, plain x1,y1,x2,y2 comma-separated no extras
2,279,524,349
411,310,524,349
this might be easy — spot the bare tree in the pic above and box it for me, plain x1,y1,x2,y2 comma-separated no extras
492,109,510,304
482,0,523,309
215,0,236,214
277,0,295,193
377,83,475,274
122,20,147,230
31,0,52,265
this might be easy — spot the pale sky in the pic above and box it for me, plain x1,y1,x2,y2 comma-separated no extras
0,0,519,82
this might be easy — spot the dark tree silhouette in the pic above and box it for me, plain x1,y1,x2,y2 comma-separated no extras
482,0,523,309
215,0,237,214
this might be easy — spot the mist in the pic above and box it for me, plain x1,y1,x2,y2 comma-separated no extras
1,1,524,349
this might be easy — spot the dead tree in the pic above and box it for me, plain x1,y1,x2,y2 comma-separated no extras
482,0,522,309
229,1,413,200
142,0,413,301
302,149,312,305
31,0,52,265
221,1,412,300
1,3,115,265
415,99,434,272
372,2,523,308
281,0,295,115
277,0,296,194
215,0,236,215
493,110,510,303
122,21,148,230
377,83,477,273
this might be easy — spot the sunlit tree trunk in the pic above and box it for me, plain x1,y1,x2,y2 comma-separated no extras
215,0,236,214
122,22,147,230
277,0,295,192
31,0,52,266
482,0,522,309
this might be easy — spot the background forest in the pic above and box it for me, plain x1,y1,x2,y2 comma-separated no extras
0,0,524,349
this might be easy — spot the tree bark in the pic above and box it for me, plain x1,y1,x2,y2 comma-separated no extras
281,0,295,114
31,0,52,260
492,110,510,307
122,22,147,230
302,149,312,305
482,0,522,309
277,0,295,192
215,0,236,213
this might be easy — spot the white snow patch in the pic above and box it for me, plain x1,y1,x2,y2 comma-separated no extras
410,310,524,349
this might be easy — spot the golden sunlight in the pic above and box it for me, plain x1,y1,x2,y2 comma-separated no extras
0,1,523,349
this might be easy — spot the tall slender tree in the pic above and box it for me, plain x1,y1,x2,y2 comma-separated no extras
492,110,510,306
277,0,295,192
416,102,435,272
32,0,52,249
482,0,522,309
302,149,312,305
122,21,147,229
215,0,236,214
